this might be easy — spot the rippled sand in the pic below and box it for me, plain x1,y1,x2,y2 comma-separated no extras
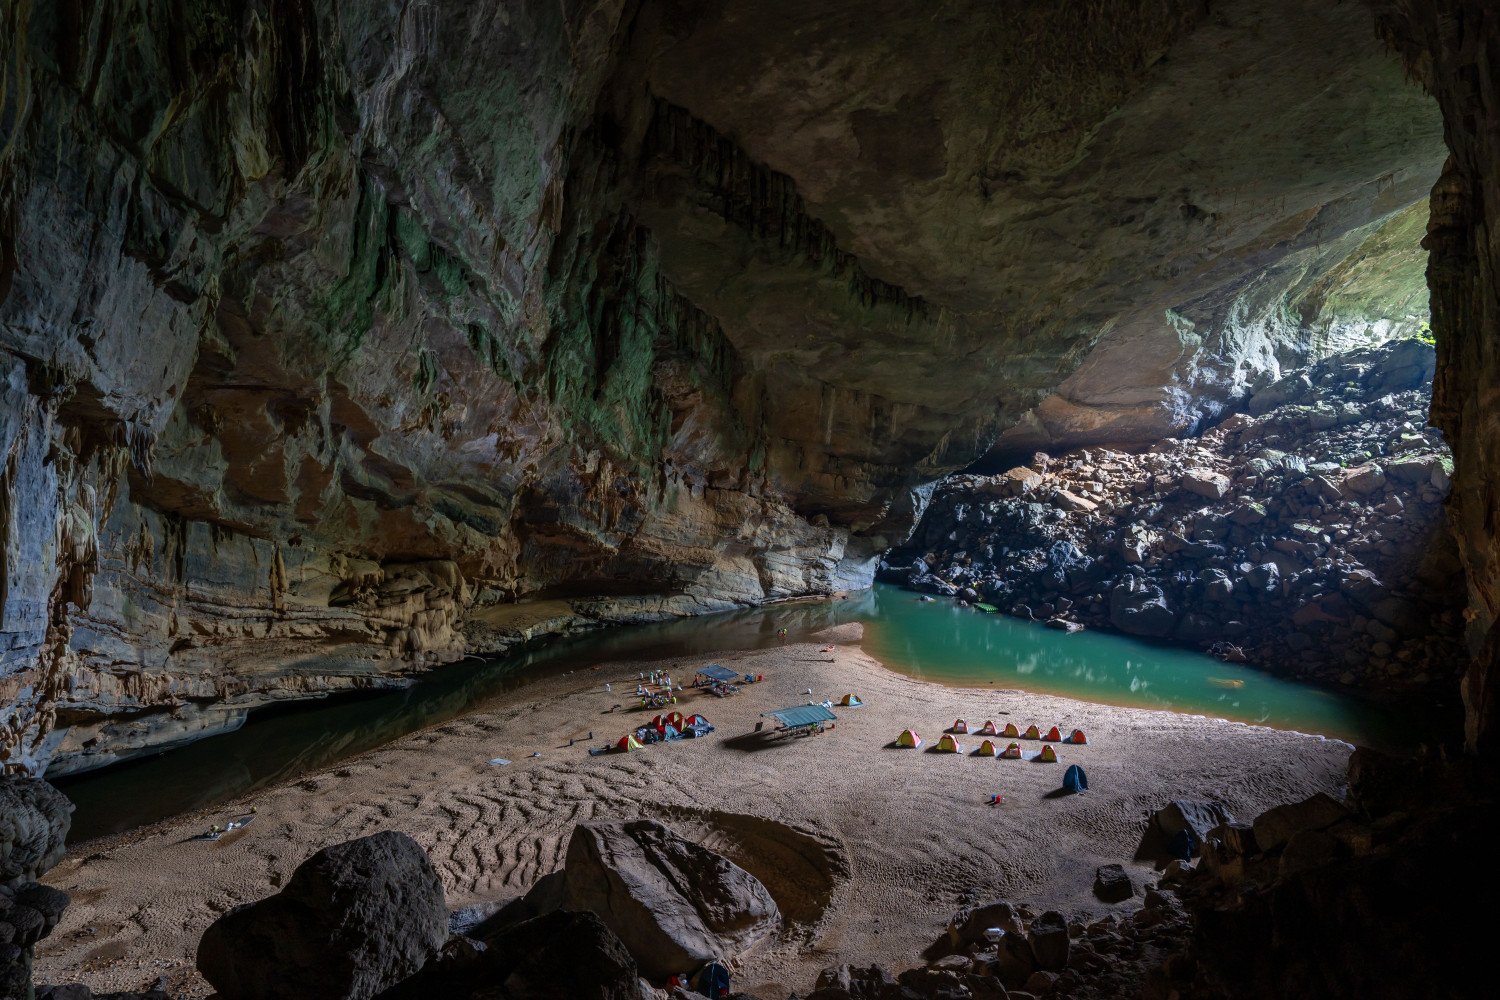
37,624,1350,996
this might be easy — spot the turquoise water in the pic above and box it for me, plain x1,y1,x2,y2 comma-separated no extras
849,585,1391,746
55,584,1387,842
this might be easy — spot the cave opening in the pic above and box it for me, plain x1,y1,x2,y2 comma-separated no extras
3,1,1496,998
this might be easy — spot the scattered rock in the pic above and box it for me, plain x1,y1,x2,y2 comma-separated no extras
1093,865,1134,904
1252,792,1350,853
1182,469,1232,500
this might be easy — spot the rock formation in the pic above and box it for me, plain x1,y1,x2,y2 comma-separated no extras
0,0,1447,773
882,341,1466,711
1,776,73,999
197,831,448,1000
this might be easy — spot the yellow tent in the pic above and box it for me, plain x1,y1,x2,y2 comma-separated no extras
1022,724,1041,740
896,728,922,749
976,739,999,757
950,719,969,734
935,733,963,753
839,694,864,707
1002,722,1020,738
1000,742,1022,759
1038,745,1059,763
616,733,643,752
977,720,999,736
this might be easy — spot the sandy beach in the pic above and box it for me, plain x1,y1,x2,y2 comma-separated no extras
35,624,1352,997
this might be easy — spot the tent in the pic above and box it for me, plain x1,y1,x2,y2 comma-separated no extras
1022,724,1041,740
977,720,999,736
685,714,709,727
1066,728,1088,745
935,734,963,753
1002,722,1020,738
896,728,922,749
1042,725,1062,742
690,962,731,997
950,719,969,734
1000,742,1022,759
1037,745,1058,763
839,694,864,707
666,711,685,729
616,734,643,752
975,739,999,757
660,724,682,741
1063,764,1088,794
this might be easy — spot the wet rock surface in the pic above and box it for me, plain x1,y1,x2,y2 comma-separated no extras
882,341,1466,711
0,777,73,1000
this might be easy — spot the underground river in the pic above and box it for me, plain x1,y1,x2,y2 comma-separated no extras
54,583,1391,843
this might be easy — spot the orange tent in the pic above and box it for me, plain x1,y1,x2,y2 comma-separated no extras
1000,742,1022,759
1042,726,1062,742
1067,729,1088,745
1022,724,1041,740
1037,745,1059,763
1002,722,1020,738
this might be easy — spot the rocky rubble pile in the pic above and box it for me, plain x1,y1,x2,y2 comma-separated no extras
881,340,1466,705
2,778,74,1000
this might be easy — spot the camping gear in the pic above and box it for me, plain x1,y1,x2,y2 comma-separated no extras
763,704,838,735
935,734,963,753
975,739,999,757
616,734,643,752
977,720,999,736
660,724,682,741
486,758,511,766
683,715,716,738
1042,725,1062,742
839,693,863,707
1022,724,1041,740
988,794,1004,804
1000,742,1022,759
1063,764,1088,794
950,719,969,734
690,962,731,997
1066,728,1088,744
1002,722,1020,738
695,664,740,685
1037,745,1059,763
896,728,922,749
975,603,999,613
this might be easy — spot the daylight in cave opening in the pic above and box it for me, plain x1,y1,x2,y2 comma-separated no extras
1,1,1495,998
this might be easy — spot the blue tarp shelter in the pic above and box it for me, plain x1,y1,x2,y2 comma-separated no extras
763,704,837,731
695,664,740,683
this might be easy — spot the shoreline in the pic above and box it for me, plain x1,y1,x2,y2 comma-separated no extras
38,626,1353,997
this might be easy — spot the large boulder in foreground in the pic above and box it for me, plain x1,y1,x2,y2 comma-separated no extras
197,831,447,1000
561,820,779,978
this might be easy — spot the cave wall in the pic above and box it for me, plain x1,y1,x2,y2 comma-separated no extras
0,0,1448,774
1377,0,1500,753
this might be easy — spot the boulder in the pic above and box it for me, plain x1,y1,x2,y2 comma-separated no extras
1252,793,1350,854
998,466,1044,496
1028,910,1070,970
1108,580,1176,637
197,831,448,1000
560,820,779,979
809,964,899,1000
1092,865,1134,904
1182,469,1232,500
1342,464,1386,496
0,778,74,887
375,910,639,1000
1153,801,1234,845
934,900,1026,957
1052,489,1098,514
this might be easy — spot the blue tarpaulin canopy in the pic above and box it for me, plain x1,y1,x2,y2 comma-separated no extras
763,704,837,729
695,664,740,682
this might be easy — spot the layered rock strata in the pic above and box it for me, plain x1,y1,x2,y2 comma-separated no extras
883,341,1466,709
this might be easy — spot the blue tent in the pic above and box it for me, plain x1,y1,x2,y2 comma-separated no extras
1063,764,1088,794
696,664,739,683
690,962,731,996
